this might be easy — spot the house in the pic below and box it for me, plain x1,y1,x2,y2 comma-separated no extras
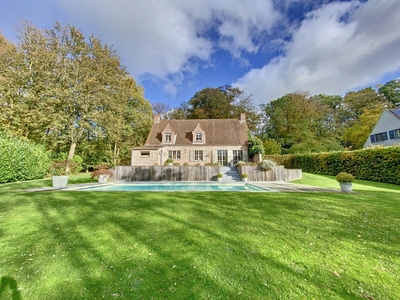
363,109,400,148
131,114,249,166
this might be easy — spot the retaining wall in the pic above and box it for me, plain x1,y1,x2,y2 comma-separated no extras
111,166,220,182
237,165,302,182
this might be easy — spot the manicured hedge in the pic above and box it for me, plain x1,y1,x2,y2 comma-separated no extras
266,146,400,185
0,133,50,183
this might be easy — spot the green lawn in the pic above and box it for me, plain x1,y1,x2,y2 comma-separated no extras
0,174,399,299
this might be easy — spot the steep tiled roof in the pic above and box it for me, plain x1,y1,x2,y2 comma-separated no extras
389,109,400,120
145,118,249,145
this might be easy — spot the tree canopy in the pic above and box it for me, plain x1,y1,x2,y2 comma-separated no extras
379,79,400,108
0,22,152,169
167,85,260,132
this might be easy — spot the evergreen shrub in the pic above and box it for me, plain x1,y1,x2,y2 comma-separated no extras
266,146,400,184
0,133,50,183
336,172,354,182
260,159,276,171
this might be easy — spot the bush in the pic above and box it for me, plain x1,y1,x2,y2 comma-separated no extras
235,161,246,167
91,164,113,179
166,158,174,163
0,133,50,183
183,162,189,166
173,162,180,166
267,146,400,185
248,131,265,157
48,160,77,176
336,172,354,182
50,152,83,173
242,173,248,178
260,159,276,171
263,138,282,155
216,173,223,178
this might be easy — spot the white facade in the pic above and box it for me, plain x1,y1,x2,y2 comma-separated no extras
363,110,400,148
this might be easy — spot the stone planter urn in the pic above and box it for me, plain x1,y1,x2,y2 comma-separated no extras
242,177,248,183
168,163,173,167
336,172,354,193
339,182,352,193
217,173,223,182
52,176,69,188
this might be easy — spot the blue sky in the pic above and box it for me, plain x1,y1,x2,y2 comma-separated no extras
1,0,400,108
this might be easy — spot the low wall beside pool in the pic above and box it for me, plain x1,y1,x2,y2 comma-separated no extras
237,165,302,182
111,166,220,182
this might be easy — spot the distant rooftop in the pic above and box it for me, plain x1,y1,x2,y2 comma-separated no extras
389,109,400,120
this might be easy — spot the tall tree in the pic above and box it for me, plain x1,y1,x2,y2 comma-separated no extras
151,102,170,120
340,87,392,148
0,22,151,170
342,107,383,149
261,91,343,153
341,87,388,123
379,79,400,108
100,77,152,166
170,85,260,132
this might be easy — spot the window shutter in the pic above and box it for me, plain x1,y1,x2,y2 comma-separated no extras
190,150,194,162
203,150,207,161
212,150,218,163
370,135,375,143
243,150,249,162
383,132,388,140
389,130,395,139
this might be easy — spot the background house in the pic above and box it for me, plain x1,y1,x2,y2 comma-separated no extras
132,114,249,166
364,109,400,148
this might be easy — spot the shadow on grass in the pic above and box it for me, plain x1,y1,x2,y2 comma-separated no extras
1,190,399,299
0,276,21,300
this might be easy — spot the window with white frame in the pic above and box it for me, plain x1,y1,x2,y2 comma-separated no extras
370,131,388,143
165,133,171,142
168,150,181,159
194,150,203,161
389,129,400,139
233,150,243,164
195,133,202,141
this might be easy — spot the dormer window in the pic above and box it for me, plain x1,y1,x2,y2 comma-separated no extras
192,123,205,144
165,133,171,142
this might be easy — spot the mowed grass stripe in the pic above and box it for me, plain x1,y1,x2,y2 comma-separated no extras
0,174,399,299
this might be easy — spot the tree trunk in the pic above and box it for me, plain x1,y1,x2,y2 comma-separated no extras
65,126,85,173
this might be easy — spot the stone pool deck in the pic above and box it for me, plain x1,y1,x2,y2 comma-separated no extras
23,181,342,193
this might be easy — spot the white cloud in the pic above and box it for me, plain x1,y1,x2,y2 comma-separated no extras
55,0,279,85
235,0,400,104
163,83,178,97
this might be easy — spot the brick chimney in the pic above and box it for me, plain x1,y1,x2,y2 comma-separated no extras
153,114,160,123
239,113,246,123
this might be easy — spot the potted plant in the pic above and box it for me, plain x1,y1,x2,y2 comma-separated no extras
49,160,77,188
216,173,223,182
166,158,174,166
336,172,354,192
91,164,113,183
242,173,248,182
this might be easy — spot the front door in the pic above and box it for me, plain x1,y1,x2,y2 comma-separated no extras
218,150,228,166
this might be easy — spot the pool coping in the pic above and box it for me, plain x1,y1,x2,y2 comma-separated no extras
23,181,276,192
22,181,344,193
62,181,275,192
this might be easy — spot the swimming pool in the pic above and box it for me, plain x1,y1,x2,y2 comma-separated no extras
72,182,271,192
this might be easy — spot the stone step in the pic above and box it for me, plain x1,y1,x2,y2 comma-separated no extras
219,167,241,182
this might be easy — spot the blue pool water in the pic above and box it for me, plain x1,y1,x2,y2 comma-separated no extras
76,182,269,192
